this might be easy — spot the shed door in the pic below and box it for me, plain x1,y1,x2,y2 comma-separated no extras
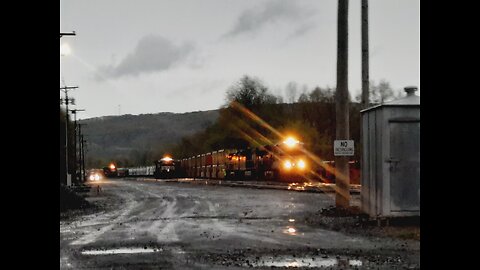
389,121,420,211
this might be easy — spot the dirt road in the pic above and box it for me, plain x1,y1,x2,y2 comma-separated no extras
60,179,420,269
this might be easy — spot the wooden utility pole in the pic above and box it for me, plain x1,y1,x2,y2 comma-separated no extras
361,0,369,109
60,86,78,186
359,0,370,211
60,31,76,185
70,109,85,184
81,135,87,182
78,124,87,182
335,0,351,208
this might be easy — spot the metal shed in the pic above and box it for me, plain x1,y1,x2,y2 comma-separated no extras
361,86,420,218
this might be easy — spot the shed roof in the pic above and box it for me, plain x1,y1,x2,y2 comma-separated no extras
361,87,420,113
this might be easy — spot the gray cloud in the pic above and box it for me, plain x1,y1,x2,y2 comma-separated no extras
96,35,194,80
286,22,316,40
223,0,315,38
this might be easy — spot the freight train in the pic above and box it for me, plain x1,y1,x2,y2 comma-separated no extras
102,137,360,184
178,137,313,182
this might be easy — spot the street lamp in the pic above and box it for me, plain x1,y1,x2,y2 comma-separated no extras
60,43,72,56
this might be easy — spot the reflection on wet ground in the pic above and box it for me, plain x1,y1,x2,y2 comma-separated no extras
284,226,297,235
246,255,363,268
81,247,161,255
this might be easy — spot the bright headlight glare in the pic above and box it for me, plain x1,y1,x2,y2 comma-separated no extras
284,160,292,169
284,137,299,147
298,160,306,169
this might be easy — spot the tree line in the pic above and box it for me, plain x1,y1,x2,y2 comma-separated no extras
169,75,401,161
79,75,402,168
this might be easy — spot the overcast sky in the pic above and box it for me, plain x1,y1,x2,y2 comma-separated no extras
60,0,419,120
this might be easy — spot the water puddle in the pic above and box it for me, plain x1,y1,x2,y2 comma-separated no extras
81,247,162,255
283,226,300,236
248,255,363,268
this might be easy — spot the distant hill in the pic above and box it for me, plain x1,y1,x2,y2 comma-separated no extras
79,110,219,166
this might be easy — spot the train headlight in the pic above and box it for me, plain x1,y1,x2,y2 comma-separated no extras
90,173,101,181
297,159,306,169
284,160,292,169
284,137,299,148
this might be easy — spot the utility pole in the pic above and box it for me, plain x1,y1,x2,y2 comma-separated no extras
335,0,351,208
78,124,87,182
60,86,78,186
70,109,85,184
60,30,76,186
361,0,369,109
81,134,87,183
359,0,370,206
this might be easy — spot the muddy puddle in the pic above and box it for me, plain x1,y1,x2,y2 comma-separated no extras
81,247,162,255
244,255,363,268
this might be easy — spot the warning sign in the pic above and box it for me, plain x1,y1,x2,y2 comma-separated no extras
334,140,354,156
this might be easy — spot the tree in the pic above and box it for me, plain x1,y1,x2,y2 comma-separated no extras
376,79,394,103
354,79,397,104
285,81,298,103
309,86,335,102
226,75,277,109
298,92,309,103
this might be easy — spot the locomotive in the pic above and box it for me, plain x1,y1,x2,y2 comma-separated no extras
154,156,178,179
261,137,309,181
102,163,118,178
122,156,180,178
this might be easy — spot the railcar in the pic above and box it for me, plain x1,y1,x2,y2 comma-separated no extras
317,160,360,184
128,165,155,177
117,168,129,177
